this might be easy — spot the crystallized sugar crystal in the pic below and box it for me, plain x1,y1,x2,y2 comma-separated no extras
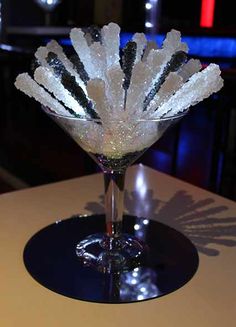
86,79,111,123
143,51,187,110
122,41,137,91
155,64,223,118
126,61,153,118
178,58,202,83
132,33,147,62
70,28,95,78
46,40,85,90
34,67,86,117
142,41,158,62
15,73,71,116
70,54,89,85
89,42,107,79
105,67,125,115
35,46,49,67
15,23,224,156
146,72,183,116
46,52,98,119
101,22,120,68
162,29,188,56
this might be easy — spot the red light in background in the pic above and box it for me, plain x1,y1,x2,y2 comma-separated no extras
200,0,215,28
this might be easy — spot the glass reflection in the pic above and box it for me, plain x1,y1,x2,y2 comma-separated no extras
120,267,159,301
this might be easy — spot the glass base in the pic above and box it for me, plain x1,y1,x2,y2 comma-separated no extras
23,214,199,303
76,233,147,273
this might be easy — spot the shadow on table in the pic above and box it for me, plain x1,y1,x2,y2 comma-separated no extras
85,189,236,256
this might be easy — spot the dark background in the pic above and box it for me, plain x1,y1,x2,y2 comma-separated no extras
2,0,236,31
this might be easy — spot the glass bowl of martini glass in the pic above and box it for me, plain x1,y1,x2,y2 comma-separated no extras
15,23,223,275
42,108,187,272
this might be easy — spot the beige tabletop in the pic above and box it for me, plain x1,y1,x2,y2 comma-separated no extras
1,164,236,326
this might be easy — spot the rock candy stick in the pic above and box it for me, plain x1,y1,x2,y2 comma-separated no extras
46,40,86,91
142,41,158,62
132,33,147,62
105,67,125,116
86,79,111,124
34,67,86,117
35,45,86,92
14,73,70,116
46,52,99,119
101,22,120,68
70,28,95,78
89,42,107,79
154,64,223,118
70,55,89,85
178,58,202,83
35,46,49,67
143,29,188,109
126,61,153,118
142,72,183,118
162,29,188,55
122,41,137,103
143,51,187,110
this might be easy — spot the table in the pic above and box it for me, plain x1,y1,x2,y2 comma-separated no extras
1,165,236,326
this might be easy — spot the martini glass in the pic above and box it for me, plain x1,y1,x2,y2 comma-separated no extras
43,107,187,273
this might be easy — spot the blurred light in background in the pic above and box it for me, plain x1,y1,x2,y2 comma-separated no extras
145,0,160,35
34,0,62,12
200,0,215,28
145,3,152,10
145,22,153,28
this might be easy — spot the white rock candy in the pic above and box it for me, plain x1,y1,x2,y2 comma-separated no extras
145,50,170,97
143,30,188,93
162,29,188,56
84,31,93,46
70,28,95,78
15,73,69,116
34,67,86,116
105,66,125,115
86,79,111,123
68,119,104,152
132,33,147,62
146,72,183,116
35,46,49,67
126,61,153,117
145,31,187,90
126,125,157,154
178,58,202,82
154,64,223,118
101,22,120,68
35,44,87,93
46,40,86,91
89,42,107,79
142,41,158,62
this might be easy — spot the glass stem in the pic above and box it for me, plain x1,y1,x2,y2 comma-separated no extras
104,170,126,239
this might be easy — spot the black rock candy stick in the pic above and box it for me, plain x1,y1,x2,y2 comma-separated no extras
122,41,137,91
143,50,187,111
70,54,90,85
46,52,99,119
